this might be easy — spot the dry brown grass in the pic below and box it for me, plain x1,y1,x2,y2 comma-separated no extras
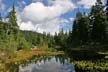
0,49,64,72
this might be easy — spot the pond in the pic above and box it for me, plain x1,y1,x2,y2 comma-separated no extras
19,56,75,72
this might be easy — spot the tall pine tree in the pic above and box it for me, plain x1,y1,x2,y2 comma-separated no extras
91,0,107,43
9,5,18,27
68,12,90,47
0,13,2,21
8,5,19,36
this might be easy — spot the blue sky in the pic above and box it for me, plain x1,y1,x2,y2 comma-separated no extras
0,0,106,35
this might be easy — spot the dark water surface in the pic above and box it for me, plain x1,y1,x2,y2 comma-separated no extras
19,57,75,72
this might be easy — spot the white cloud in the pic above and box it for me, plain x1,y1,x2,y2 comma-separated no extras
20,1,74,23
0,0,6,12
69,18,75,21
77,0,106,9
34,18,63,34
17,0,75,35
22,1,26,5
18,18,60,34
18,14,71,35
102,0,107,5
18,21,35,31
77,0,96,8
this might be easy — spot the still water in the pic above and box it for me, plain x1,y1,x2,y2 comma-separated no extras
19,56,75,72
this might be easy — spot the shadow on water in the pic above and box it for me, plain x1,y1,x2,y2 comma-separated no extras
19,55,75,72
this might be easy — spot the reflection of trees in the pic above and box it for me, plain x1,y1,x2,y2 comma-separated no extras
7,55,70,72
55,55,69,64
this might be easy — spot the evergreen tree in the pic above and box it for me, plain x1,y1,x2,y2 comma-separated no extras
58,28,64,46
105,0,108,43
9,5,18,27
69,19,79,47
68,12,90,47
91,0,107,43
106,0,108,7
78,14,90,45
8,5,19,38
106,0,108,19
68,12,82,47
0,13,2,21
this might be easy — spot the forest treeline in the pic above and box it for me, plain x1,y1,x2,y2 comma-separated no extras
0,0,108,55
23,0,108,51
68,0,108,50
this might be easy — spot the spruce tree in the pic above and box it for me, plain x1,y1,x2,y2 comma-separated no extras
0,13,2,21
71,18,79,47
105,0,108,43
91,0,107,43
8,5,19,36
78,15,90,45
106,0,108,8
9,5,18,27
106,0,108,18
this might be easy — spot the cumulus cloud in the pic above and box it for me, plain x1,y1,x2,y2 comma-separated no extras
18,17,69,35
20,0,74,23
77,0,96,8
69,18,75,21
17,0,75,35
76,0,106,8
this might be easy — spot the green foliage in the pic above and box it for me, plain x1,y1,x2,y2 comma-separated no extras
0,0,108,56
0,6,32,55
67,0,108,49
68,12,90,47
17,34,32,50
21,31,45,46
90,0,107,43
53,29,68,50
20,30,56,49
8,5,18,27
0,14,2,21
72,60,108,72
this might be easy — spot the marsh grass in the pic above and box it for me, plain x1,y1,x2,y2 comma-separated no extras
72,60,108,72
0,49,64,72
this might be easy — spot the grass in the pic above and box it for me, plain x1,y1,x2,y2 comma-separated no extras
72,60,108,72
0,49,64,72
98,51,108,55
69,47,108,72
98,51,108,59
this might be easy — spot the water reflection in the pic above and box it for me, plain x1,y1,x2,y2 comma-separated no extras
19,56,75,72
